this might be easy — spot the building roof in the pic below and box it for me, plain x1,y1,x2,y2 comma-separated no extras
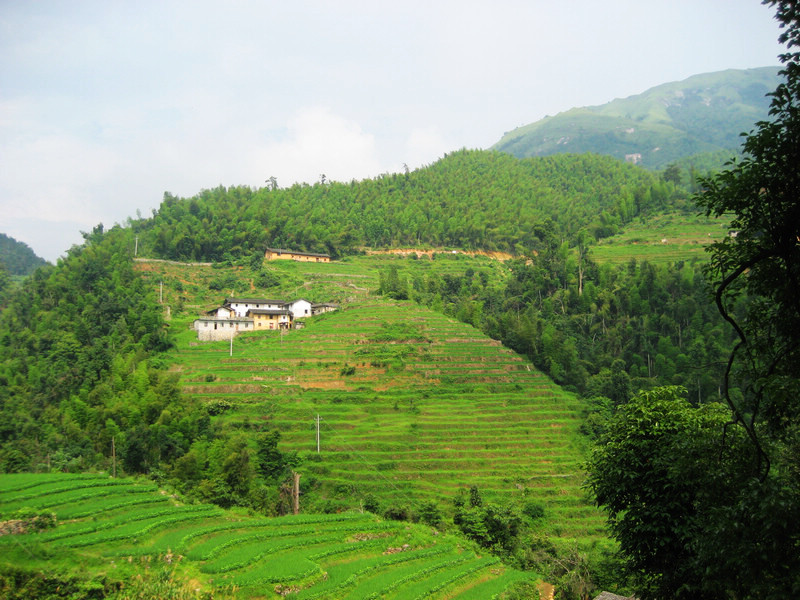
312,302,339,308
205,304,234,315
246,308,291,316
266,248,330,259
225,297,286,305
194,316,254,323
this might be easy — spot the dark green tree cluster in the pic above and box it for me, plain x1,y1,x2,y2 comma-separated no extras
0,225,189,474
0,224,303,516
453,485,523,557
168,429,302,514
131,151,675,262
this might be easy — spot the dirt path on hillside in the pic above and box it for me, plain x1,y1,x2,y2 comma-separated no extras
363,248,514,260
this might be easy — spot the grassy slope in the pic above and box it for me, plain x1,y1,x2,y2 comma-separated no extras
0,473,530,599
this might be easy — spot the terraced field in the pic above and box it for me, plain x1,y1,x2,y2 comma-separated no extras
591,213,727,264
0,473,532,598
171,293,604,543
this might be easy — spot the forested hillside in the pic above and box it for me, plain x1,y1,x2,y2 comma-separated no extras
132,150,672,262
0,226,202,475
0,233,48,276
380,248,732,405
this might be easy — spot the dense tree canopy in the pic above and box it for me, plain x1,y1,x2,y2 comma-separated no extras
132,151,676,262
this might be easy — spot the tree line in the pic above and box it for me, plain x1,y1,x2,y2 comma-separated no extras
130,150,681,263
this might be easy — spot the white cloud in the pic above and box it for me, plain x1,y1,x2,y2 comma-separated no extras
404,127,451,170
249,107,386,186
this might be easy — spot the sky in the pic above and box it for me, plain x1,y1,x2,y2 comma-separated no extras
0,1,785,262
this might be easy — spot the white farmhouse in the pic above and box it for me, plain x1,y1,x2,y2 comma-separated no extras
225,297,285,317
285,298,313,319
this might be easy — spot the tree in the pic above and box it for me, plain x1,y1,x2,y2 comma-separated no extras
585,387,797,599
661,162,682,185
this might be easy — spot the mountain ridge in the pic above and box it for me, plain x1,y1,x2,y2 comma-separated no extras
493,66,782,168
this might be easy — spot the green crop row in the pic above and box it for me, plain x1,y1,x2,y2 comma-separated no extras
361,554,473,599
299,545,453,600
0,478,132,505
1,484,158,515
0,473,108,494
453,568,532,600
405,555,501,600
55,507,223,549
201,532,341,575
38,504,220,546
55,495,168,520
183,513,378,559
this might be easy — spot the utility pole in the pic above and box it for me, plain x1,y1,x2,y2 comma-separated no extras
292,471,301,515
134,236,138,257
316,414,321,454
159,281,163,304
230,334,233,357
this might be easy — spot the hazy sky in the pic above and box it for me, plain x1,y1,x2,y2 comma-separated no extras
0,0,785,262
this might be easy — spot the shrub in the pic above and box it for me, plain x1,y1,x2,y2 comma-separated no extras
417,501,442,528
362,494,380,514
12,508,57,531
383,504,412,521
206,399,233,415
522,500,545,521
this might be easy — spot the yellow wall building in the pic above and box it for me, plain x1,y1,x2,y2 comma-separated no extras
264,248,330,262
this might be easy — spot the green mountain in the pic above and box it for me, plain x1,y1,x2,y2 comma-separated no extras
493,67,782,169
134,150,665,262
0,232,48,276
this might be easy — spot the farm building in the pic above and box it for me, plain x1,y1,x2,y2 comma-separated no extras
247,308,292,330
264,248,331,262
194,297,338,340
285,298,312,318
225,297,286,317
193,316,254,341
206,304,235,319
312,302,339,315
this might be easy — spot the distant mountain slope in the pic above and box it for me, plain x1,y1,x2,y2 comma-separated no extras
493,67,782,169
0,233,48,275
